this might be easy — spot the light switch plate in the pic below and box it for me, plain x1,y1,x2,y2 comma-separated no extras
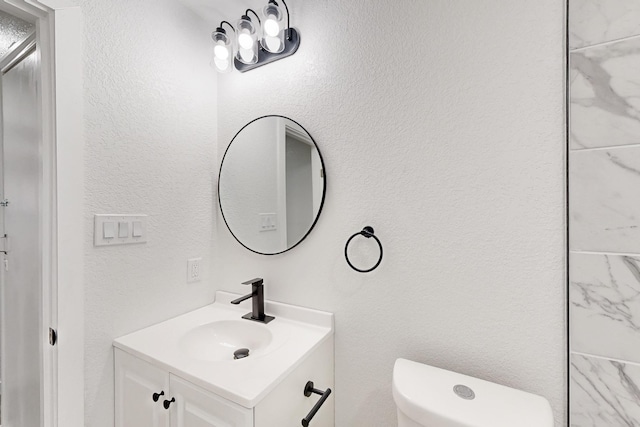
94,214,147,246
258,213,277,232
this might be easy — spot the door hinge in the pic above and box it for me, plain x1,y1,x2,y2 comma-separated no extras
0,199,9,207
0,235,9,253
49,328,57,346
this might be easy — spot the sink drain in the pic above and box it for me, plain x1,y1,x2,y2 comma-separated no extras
453,384,475,400
233,348,250,360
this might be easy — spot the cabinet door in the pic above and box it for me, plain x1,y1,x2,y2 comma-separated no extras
115,349,170,427
255,338,334,427
169,374,253,427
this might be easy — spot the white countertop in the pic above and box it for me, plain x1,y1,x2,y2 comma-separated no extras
113,291,334,408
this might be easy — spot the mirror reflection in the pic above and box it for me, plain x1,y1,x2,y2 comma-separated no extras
218,116,326,255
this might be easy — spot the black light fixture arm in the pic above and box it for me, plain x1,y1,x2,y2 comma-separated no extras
272,0,290,29
282,0,290,29
269,0,291,39
219,20,236,33
244,8,261,24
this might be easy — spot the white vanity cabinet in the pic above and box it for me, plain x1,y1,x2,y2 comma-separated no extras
115,349,252,427
115,349,170,427
114,293,335,427
169,375,253,427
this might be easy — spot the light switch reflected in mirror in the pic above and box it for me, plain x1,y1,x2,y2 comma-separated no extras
218,116,326,255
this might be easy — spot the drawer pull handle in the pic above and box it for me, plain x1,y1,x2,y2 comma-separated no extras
301,381,332,426
152,391,164,402
163,397,175,409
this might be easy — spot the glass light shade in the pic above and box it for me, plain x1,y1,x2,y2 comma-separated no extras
236,17,258,64
211,30,233,73
261,3,285,54
214,44,229,60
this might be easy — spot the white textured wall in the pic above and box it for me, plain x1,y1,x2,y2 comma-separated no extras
215,0,566,425
81,1,217,426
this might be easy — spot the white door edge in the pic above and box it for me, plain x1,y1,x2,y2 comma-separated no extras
0,2,84,427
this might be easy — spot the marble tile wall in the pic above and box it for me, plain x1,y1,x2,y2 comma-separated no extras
570,254,640,361
570,148,640,252
570,1,640,424
570,37,640,150
570,0,640,49
571,354,640,425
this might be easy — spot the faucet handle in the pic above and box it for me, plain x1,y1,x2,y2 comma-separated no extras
241,278,264,287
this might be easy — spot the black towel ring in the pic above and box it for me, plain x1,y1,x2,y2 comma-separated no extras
344,226,383,273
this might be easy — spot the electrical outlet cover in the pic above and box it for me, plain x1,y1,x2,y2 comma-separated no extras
187,258,202,283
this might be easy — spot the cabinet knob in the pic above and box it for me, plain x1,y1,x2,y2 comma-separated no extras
152,391,164,402
163,397,175,409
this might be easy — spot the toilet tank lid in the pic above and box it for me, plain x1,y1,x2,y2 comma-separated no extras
392,359,554,427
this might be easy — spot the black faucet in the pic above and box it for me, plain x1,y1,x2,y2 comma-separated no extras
230,278,275,324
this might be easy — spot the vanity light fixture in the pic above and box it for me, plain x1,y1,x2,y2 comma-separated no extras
261,0,286,54
211,0,300,73
236,9,260,65
211,21,235,73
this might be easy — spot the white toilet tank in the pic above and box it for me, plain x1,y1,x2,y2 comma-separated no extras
392,358,554,427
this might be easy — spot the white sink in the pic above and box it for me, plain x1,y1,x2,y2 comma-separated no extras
113,291,333,408
180,320,274,362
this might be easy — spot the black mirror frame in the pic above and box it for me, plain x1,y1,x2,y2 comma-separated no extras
218,115,327,255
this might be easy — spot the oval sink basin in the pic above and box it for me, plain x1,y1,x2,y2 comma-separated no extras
179,320,273,362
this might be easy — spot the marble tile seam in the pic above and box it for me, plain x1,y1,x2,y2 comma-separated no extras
569,142,640,153
569,250,640,258
570,32,640,53
571,350,640,368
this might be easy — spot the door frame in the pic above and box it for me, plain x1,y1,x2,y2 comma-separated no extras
0,1,83,426
0,30,42,427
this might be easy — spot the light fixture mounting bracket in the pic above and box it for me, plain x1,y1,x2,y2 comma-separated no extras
234,28,300,73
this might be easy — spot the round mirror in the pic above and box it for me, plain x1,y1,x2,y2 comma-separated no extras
218,116,326,255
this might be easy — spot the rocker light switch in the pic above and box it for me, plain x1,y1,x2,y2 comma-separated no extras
103,222,115,239
132,221,143,237
118,222,129,238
